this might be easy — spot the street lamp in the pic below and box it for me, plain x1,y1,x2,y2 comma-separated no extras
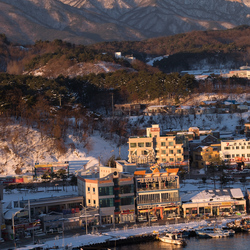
80,204,90,235
59,218,66,247
12,210,21,249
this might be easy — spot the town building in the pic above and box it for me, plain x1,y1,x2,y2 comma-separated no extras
245,123,250,138
181,188,246,218
220,138,250,168
223,66,250,79
134,167,181,220
77,172,135,225
192,144,221,169
99,161,137,178
128,124,187,166
2,195,84,240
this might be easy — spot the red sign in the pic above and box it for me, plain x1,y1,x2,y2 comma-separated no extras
151,128,160,132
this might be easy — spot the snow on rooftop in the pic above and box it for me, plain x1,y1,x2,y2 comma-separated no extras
186,188,242,203
231,188,244,199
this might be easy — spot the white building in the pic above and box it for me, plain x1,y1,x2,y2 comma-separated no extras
220,138,250,167
181,188,246,218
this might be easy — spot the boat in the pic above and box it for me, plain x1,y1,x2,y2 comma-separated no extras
157,232,187,246
196,227,234,239
196,227,213,238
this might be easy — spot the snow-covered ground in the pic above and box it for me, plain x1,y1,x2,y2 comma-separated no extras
14,217,237,250
0,92,250,176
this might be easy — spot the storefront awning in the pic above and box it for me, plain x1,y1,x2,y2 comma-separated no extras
4,208,24,220
164,207,177,211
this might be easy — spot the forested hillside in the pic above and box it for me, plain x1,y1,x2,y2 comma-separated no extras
2,26,250,74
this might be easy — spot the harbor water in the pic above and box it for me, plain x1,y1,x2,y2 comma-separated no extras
115,233,250,250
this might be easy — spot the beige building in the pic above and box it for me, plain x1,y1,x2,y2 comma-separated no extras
128,124,186,165
78,172,135,225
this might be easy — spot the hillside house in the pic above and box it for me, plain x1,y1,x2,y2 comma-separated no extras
192,144,221,169
143,105,170,116
114,104,146,116
175,106,193,115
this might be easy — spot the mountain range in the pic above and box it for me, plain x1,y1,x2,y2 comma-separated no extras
1,0,250,45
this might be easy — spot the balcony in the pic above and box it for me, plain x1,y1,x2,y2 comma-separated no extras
137,197,180,205
137,183,179,192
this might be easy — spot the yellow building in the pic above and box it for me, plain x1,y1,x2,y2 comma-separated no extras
128,124,186,165
192,144,221,168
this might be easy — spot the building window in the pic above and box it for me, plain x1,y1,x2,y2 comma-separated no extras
236,146,239,149
169,150,174,154
170,158,174,162
247,146,250,149
232,154,235,158
143,150,148,155
177,149,181,154
161,150,166,154
146,142,151,147
169,141,174,146
93,188,95,193
99,186,113,196
99,198,114,208
138,142,144,147
88,187,90,192
177,158,182,161
161,142,166,146
247,154,250,157
242,146,245,149
225,155,231,159
121,196,134,206
162,158,166,162
242,154,245,157
224,147,230,150
120,184,134,194
93,200,96,205
88,199,91,204
236,154,240,157
130,143,136,148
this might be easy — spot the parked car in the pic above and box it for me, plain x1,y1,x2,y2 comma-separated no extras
137,215,147,222
149,216,158,222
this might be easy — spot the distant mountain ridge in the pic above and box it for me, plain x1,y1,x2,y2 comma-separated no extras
1,0,250,45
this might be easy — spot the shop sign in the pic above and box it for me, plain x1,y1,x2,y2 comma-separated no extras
221,202,231,206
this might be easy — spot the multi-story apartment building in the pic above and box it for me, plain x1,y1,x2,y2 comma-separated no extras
77,172,135,225
128,124,187,165
220,138,250,168
192,144,221,169
134,167,181,220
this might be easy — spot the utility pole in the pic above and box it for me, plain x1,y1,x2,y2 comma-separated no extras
85,208,88,235
111,92,114,120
